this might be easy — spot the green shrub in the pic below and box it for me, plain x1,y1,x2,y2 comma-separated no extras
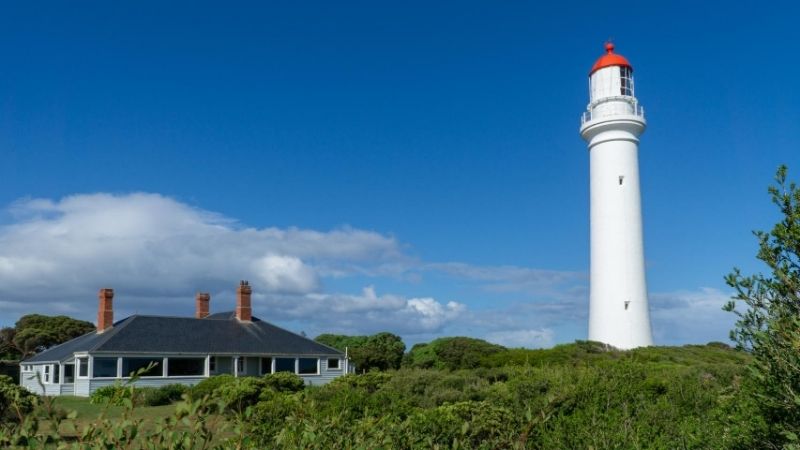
0,374,38,422
263,372,305,393
217,377,267,414
327,371,391,393
249,392,304,444
139,384,188,406
404,401,517,448
190,374,235,399
90,383,130,406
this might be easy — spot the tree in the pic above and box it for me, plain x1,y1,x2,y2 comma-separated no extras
0,314,95,359
404,337,506,370
724,165,800,447
315,332,405,372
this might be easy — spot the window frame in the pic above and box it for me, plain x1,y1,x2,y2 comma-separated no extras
77,358,89,378
326,358,340,370
274,357,296,373
43,365,51,384
121,357,164,378
166,357,206,377
297,358,319,376
92,357,120,379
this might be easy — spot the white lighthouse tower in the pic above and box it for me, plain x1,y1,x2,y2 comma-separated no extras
580,43,653,349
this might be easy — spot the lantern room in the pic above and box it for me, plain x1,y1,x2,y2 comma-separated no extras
583,43,643,123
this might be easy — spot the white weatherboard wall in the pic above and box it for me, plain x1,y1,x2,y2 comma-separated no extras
580,63,653,349
21,355,348,397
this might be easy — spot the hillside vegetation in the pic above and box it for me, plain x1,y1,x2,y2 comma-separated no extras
2,341,766,449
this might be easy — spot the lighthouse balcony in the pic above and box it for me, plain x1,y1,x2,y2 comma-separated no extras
582,98,644,125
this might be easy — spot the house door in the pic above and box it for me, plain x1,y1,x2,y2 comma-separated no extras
63,364,75,393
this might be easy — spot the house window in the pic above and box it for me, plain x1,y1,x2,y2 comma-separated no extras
93,358,118,378
327,358,340,370
209,357,216,372
298,358,318,375
53,365,60,384
43,365,51,383
167,358,205,377
122,358,163,377
261,357,272,375
77,358,88,377
275,358,295,373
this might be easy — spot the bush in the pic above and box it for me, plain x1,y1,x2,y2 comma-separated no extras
90,383,129,406
190,374,235,399
139,384,188,407
217,377,268,414
263,372,305,393
0,374,37,422
404,401,517,448
249,392,304,444
327,372,391,393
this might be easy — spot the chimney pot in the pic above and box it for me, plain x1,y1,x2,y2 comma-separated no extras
97,288,114,332
195,292,210,319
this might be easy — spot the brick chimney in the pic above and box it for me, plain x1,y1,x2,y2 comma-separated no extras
195,292,210,319
236,281,252,321
97,288,114,333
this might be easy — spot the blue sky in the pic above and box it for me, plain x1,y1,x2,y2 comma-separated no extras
0,1,797,348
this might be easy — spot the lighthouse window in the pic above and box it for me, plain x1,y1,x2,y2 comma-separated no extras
620,67,633,96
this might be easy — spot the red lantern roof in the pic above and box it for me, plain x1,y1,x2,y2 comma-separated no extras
590,43,632,75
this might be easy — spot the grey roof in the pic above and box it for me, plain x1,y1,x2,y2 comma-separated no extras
23,312,342,363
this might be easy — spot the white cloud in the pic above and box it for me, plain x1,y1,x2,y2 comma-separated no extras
255,286,466,336
649,287,737,345
251,255,318,294
485,328,555,349
0,193,401,301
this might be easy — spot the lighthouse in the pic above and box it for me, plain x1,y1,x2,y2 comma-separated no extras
580,43,653,349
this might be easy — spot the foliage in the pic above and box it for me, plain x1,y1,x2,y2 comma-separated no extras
190,374,236,399
315,331,405,371
263,371,305,393
0,314,95,358
1,363,239,449
0,342,769,448
90,383,130,405
139,384,189,406
314,333,368,352
242,344,763,449
217,377,267,414
0,374,38,423
91,382,189,407
404,336,506,370
725,165,800,448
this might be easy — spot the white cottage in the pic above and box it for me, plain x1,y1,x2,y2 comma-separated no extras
20,281,351,396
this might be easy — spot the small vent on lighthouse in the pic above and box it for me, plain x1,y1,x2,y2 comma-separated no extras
624,300,630,310
619,175,625,185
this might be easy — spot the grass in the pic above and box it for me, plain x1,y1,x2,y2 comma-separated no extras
40,395,236,445
38,396,178,436
50,395,176,420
